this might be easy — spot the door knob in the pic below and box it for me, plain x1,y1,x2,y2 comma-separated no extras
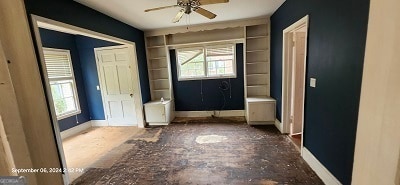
130,93,133,97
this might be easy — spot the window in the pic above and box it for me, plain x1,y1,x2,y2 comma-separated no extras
43,48,81,120
177,44,236,80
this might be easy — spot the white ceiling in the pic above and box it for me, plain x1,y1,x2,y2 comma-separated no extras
74,0,285,30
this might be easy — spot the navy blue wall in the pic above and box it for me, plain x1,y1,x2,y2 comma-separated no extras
24,0,150,103
75,36,119,120
39,28,91,131
170,44,244,111
270,0,369,184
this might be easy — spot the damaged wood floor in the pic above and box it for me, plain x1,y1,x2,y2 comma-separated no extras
72,117,323,185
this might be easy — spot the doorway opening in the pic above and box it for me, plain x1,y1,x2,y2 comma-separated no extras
30,15,145,184
281,15,309,152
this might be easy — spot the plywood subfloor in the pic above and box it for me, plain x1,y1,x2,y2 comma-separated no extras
72,117,323,185
62,126,142,182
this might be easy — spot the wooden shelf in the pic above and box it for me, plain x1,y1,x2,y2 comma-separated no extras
150,67,168,71
246,35,268,40
247,73,269,76
246,61,268,65
247,84,268,87
151,78,169,81
153,89,169,92
149,56,166,60
147,45,165,49
246,49,268,53
246,96,275,102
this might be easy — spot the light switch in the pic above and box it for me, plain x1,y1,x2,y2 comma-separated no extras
310,78,317,88
96,85,100,90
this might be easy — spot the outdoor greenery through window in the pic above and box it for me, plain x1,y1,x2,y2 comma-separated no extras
177,44,236,80
43,48,81,120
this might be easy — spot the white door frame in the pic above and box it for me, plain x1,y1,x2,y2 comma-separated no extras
281,15,309,153
94,45,144,126
30,15,145,185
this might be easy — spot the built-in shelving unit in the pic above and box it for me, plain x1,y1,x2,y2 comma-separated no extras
144,18,275,125
145,35,173,101
244,23,276,125
144,35,175,126
245,24,270,97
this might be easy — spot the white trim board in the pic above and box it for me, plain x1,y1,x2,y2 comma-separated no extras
60,121,91,140
302,147,342,185
175,110,244,117
281,15,309,134
274,119,283,133
91,120,109,127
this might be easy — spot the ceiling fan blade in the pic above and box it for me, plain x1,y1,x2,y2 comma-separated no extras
145,5,178,12
198,0,229,5
195,7,217,19
172,9,185,23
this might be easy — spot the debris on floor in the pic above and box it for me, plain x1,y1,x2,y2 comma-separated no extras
127,127,162,143
72,117,323,185
195,135,228,144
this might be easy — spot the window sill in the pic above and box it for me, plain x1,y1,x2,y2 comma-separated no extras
57,110,81,120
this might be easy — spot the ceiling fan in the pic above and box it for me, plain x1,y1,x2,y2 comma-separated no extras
145,0,229,23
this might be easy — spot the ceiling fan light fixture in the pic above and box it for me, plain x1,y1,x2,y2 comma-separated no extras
184,5,192,14
172,9,185,23
144,0,228,23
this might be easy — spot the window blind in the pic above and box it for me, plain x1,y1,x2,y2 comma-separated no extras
177,48,204,65
206,46,234,57
44,51,73,79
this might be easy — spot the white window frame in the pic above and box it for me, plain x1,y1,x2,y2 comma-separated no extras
43,48,81,120
176,44,237,81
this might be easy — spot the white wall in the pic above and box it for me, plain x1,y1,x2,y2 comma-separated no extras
352,0,400,184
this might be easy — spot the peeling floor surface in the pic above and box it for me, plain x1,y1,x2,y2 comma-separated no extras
72,117,323,185
62,126,142,182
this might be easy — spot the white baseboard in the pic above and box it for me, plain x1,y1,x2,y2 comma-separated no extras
60,121,91,140
302,147,342,185
175,110,245,117
274,119,283,133
148,122,169,126
247,121,275,125
91,120,109,127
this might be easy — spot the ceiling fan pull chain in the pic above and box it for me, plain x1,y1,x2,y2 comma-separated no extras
188,14,191,29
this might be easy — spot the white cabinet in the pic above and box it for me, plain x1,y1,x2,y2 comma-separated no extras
144,100,175,126
246,97,276,125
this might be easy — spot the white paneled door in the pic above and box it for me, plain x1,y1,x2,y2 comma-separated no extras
290,31,306,135
96,47,137,126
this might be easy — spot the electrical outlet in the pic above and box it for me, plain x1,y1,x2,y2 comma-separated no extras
310,78,317,88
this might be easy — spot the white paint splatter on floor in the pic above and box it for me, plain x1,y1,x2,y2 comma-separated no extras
195,135,228,144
